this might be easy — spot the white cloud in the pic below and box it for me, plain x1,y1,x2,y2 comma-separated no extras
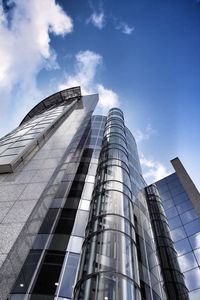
116,22,134,35
140,154,170,182
97,84,119,112
58,50,119,113
135,124,157,143
0,0,73,136
87,11,105,29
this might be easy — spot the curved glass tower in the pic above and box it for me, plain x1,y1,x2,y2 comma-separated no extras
74,108,141,299
74,108,167,300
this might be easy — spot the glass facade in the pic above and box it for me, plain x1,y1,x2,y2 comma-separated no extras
155,172,200,300
146,184,189,299
0,88,198,300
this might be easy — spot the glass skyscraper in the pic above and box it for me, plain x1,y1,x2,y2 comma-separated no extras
0,87,199,300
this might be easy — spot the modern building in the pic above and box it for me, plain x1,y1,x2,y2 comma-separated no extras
0,87,199,300
152,158,200,300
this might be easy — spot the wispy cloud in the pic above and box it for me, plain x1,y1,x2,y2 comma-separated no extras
58,50,102,93
87,11,105,29
140,154,170,182
135,124,157,143
116,21,134,35
0,0,73,136
86,4,133,35
58,50,119,113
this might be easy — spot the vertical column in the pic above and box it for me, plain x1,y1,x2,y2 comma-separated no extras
74,108,141,300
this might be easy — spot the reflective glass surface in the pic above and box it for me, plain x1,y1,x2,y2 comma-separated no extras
156,173,200,298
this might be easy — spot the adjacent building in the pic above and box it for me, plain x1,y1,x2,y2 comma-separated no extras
153,158,200,300
0,87,199,300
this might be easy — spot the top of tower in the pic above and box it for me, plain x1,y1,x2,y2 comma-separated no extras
20,86,81,125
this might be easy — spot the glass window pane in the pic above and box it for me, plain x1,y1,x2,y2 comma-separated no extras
32,234,49,250
68,236,84,253
176,201,193,214
54,209,76,234
194,248,200,265
189,289,200,300
184,268,200,290
81,182,94,200
173,193,188,205
39,209,59,234
32,251,65,295
72,210,88,237
79,199,90,211
170,185,184,197
168,215,182,230
189,233,200,250
180,209,198,225
163,199,174,210
178,252,197,272
184,219,200,236
59,253,79,298
48,234,70,251
175,238,192,256
12,251,42,294
165,206,178,219
171,227,186,242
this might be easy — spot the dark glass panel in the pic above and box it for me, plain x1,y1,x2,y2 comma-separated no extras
11,251,42,294
48,234,70,251
32,251,65,295
39,209,59,234
54,209,77,234
64,197,80,209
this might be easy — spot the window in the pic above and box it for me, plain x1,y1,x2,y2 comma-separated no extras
180,209,198,225
72,210,89,237
11,251,42,294
184,268,200,290
184,219,200,236
59,253,79,298
170,227,186,242
49,234,70,251
175,238,192,256
168,215,182,230
54,209,77,234
31,251,65,295
39,209,59,234
178,252,197,272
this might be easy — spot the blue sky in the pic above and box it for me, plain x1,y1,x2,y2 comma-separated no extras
0,0,199,187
